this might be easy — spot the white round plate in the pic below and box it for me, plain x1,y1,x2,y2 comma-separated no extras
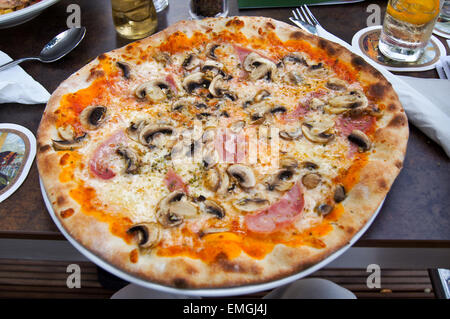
0,0,60,29
352,25,446,72
40,178,384,297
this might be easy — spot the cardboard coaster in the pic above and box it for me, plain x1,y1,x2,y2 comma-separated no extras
0,123,36,203
352,26,446,72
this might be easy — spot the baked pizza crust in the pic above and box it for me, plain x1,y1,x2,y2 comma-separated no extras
37,16,408,289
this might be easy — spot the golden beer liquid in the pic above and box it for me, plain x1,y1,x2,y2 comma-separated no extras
111,0,158,39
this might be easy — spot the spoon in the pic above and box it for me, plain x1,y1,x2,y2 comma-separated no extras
0,27,86,72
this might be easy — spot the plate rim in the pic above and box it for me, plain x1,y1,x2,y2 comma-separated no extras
0,0,61,25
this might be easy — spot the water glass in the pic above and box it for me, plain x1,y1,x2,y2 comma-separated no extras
378,0,440,62
153,0,168,12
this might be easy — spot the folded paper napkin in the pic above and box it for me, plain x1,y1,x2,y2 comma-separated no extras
313,26,450,157
0,50,50,104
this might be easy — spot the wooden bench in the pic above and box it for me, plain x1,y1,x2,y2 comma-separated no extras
0,258,436,299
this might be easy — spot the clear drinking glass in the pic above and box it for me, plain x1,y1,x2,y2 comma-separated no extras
189,0,228,19
111,0,158,40
378,0,440,62
153,0,168,12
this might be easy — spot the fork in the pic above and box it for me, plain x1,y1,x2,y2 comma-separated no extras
290,5,321,36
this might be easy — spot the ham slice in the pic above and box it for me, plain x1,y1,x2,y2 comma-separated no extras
164,168,189,194
245,182,304,233
89,130,127,180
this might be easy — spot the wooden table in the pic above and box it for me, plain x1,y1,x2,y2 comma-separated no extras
0,0,449,248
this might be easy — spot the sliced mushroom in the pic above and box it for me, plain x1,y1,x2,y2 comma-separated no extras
207,44,220,60
233,198,269,212
254,89,271,103
135,80,172,102
126,120,149,142
116,146,139,174
348,129,371,152
288,71,304,85
227,164,256,189
52,133,87,151
204,167,221,192
139,124,174,146
282,53,308,65
280,157,298,170
316,203,334,216
201,60,225,78
116,61,131,79
326,78,347,91
334,184,346,203
201,200,225,219
80,105,107,130
279,127,302,140
182,72,210,94
266,169,295,192
182,53,201,70
302,161,318,170
153,51,172,66
230,120,245,133
302,119,335,144
326,90,368,114
310,98,325,110
127,222,161,249
156,191,197,227
302,173,321,189
202,147,219,170
306,63,328,78
208,74,229,97
243,52,277,81
247,101,270,124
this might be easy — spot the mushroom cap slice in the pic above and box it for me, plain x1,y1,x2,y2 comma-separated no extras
156,191,198,227
139,124,174,146
348,129,372,152
279,127,302,140
326,78,347,91
116,146,139,174
135,80,171,102
182,53,201,70
266,168,295,192
243,52,277,81
233,198,270,212
182,72,209,94
326,89,368,114
334,184,346,203
116,61,131,79
80,105,107,130
52,133,87,151
127,222,161,249
201,200,225,219
227,164,256,188
302,173,321,189
302,119,335,144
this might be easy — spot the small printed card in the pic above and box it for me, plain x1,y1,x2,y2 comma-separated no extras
0,123,36,203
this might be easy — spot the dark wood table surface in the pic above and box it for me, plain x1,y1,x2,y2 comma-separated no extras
0,0,448,247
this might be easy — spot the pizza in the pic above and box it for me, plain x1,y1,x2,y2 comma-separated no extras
37,17,408,289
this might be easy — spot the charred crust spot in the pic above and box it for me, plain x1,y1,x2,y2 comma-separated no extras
351,56,365,70
377,178,388,190
98,54,107,60
367,83,387,100
129,249,139,263
57,196,66,206
173,278,188,288
225,18,244,28
214,253,261,275
395,160,403,169
266,22,275,30
290,31,305,40
318,39,337,56
346,226,355,234
39,144,51,153
388,103,397,112
87,68,105,82
388,114,407,128
60,208,74,219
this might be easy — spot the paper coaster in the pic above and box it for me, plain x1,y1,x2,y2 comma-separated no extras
352,26,446,72
0,123,36,203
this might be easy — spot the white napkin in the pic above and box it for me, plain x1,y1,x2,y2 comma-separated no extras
0,50,50,104
315,26,450,158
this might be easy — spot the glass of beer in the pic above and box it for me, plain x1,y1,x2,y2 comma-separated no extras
378,0,440,62
111,0,158,40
